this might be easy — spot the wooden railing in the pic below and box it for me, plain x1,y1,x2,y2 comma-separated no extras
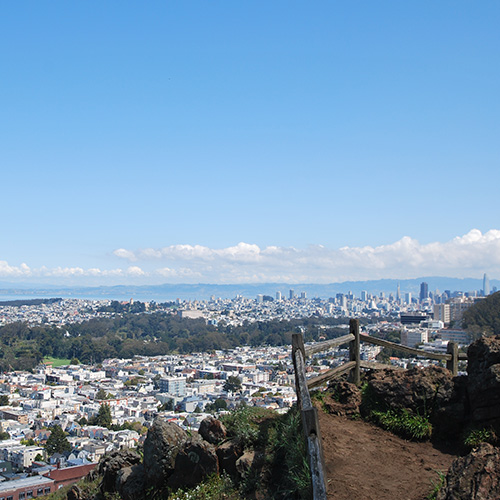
291,318,467,499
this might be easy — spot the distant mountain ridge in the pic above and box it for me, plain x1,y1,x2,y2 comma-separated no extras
0,277,497,301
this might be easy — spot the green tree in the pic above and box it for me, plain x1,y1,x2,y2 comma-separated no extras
0,395,9,406
96,403,113,428
158,398,174,412
45,425,71,456
223,376,242,393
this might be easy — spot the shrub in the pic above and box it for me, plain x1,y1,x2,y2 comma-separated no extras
221,406,276,448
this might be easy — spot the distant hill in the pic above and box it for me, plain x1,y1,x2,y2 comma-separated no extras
463,291,500,336
0,276,497,301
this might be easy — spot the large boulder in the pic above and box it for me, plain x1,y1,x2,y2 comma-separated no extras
143,418,188,488
199,416,227,444
366,365,456,415
467,336,500,432
98,448,142,494
437,443,500,500
116,463,145,500
167,437,219,489
216,439,244,478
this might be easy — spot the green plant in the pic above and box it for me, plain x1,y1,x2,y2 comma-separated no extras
370,409,432,441
167,474,241,500
427,470,446,500
463,427,498,448
267,406,312,499
221,406,276,448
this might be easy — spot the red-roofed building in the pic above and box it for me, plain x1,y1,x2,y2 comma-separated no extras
43,463,96,490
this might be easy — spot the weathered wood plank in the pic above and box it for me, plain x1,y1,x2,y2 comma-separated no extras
359,333,452,361
304,334,355,358
349,319,361,386
307,361,357,389
307,433,328,500
359,360,404,371
294,349,313,409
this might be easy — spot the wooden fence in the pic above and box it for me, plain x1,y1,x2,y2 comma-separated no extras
291,318,467,500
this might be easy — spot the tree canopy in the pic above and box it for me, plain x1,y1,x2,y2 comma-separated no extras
223,376,242,393
45,425,71,456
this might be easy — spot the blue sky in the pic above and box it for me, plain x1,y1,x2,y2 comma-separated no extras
1,2,500,285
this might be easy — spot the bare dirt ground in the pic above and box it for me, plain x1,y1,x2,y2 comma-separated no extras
317,409,459,500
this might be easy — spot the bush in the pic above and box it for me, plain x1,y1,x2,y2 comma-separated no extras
221,406,276,448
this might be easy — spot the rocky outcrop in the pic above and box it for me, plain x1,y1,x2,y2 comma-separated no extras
98,448,142,494
116,463,145,500
325,380,361,416
216,439,244,478
143,419,188,488
199,416,227,444
366,365,455,414
467,336,500,432
168,437,219,489
437,443,500,500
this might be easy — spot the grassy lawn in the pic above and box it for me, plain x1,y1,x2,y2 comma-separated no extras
43,357,71,367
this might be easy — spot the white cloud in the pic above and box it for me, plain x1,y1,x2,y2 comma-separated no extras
1,229,499,285
111,229,500,283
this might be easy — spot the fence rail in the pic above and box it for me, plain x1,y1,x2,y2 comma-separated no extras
292,318,468,499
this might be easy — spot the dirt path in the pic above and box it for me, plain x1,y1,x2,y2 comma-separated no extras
318,410,458,500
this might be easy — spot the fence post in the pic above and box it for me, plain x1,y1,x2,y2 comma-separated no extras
292,333,306,408
446,341,458,376
349,319,361,386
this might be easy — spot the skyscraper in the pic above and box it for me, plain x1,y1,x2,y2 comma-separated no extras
483,273,490,296
420,282,429,302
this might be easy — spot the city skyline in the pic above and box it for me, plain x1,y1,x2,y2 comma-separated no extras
1,2,500,286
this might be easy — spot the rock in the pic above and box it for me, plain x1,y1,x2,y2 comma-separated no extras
365,366,456,415
143,418,188,488
98,448,142,494
66,485,81,500
199,416,227,444
116,464,145,500
467,336,500,432
167,438,219,489
236,450,255,479
324,380,361,416
216,439,244,478
437,443,500,500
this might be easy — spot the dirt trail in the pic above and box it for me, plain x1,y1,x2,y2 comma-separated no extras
318,410,458,500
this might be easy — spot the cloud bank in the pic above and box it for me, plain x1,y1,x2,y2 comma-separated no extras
1,229,499,285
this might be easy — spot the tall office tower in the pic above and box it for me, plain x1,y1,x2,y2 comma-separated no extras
405,292,412,304
396,282,401,302
276,291,282,301
361,290,368,301
289,289,295,300
484,273,490,296
300,291,307,299
420,282,429,302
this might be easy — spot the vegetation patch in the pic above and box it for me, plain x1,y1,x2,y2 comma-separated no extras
427,470,446,500
361,382,432,441
43,356,71,367
463,427,498,449
370,409,432,441
167,474,241,500
221,406,277,448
